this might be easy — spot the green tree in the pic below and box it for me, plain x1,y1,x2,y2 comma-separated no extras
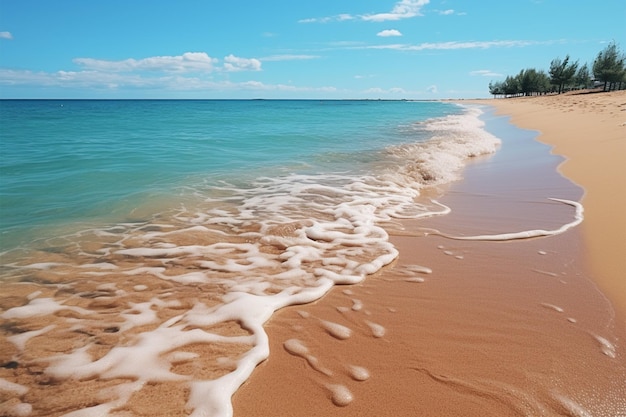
593,42,626,91
502,75,520,97
573,63,592,89
518,68,550,96
549,55,578,94
488,80,504,98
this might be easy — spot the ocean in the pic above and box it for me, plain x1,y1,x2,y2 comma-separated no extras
0,99,505,416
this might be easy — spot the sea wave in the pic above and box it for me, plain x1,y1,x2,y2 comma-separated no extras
0,105,504,417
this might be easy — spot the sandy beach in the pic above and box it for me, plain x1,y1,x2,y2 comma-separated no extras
1,93,624,417
484,91,626,318
233,91,626,416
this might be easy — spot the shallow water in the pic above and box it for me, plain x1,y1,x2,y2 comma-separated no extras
0,100,600,417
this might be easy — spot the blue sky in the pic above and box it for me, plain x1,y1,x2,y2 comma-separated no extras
0,0,624,99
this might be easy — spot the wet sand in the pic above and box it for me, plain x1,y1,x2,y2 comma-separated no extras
481,91,626,318
233,93,626,416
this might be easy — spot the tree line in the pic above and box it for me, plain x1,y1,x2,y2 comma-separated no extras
489,42,626,98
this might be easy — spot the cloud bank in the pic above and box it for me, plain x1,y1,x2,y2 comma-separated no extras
72,52,261,73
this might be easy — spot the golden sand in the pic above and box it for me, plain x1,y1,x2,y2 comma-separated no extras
233,91,626,416
482,90,626,317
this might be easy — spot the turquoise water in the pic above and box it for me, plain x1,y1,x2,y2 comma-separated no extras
0,100,619,417
0,99,504,416
0,99,458,249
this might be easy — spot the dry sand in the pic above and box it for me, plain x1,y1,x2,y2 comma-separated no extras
233,91,626,416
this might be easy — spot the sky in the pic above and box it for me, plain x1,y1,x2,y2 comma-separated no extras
0,0,624,99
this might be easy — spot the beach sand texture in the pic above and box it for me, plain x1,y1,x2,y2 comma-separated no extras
233,91,626,416
484,91,626,318
1,92,624,416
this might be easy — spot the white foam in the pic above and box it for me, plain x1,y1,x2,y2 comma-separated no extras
320,320,352,340
541,303,564,313
0,105,520,416
1,298,91,320
7,402,32,417
8,324,56,351
552,392,593,417
0,378,29,395
593,335,617,359
327,384,354,407
351,299,363,311
283,339,332,376
365,320,386,338
283,338,309,356
438,199,583,241
347,365,370,381
405,264,432,274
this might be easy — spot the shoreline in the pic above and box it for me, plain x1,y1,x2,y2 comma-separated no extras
233,93,626,416
1,95,624,416
469,91,626,318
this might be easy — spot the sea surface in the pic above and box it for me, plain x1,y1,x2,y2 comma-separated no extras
0,99,467,249
0,100,514,416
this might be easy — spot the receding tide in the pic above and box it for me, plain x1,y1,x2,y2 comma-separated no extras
0,99,502,416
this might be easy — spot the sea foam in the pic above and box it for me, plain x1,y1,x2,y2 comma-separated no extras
0,105,518,416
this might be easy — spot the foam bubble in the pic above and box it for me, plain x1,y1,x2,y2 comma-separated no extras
284,339,309,357
405,264,432,274
348,365,370,381
1,298,91,320
283,339,332,376
365,320,386,338
552,392,593,417
0,378,29,396
439,199,583,241
327,384,354,407
8,325,55,351
593,335,616,359
351,299,363,311
541,303,564,313
320,320,352,340
0,104,514,416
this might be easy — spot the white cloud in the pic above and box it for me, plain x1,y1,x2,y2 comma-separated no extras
299,14,355,23
223,55,262,72
439,9,455,15
300,0,429,23
260,54,321,62
363,86,406,94
0,68,338,94
71,52,265,74
426,85,438,93
74,52,218,73
470,69,503,77
365,39,539,51
362,0,430,22
377,29,403,37
0,31,13,40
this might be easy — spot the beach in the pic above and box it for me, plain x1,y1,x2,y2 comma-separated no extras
233,92,626,416
1,95,625,416
483,91,626,318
